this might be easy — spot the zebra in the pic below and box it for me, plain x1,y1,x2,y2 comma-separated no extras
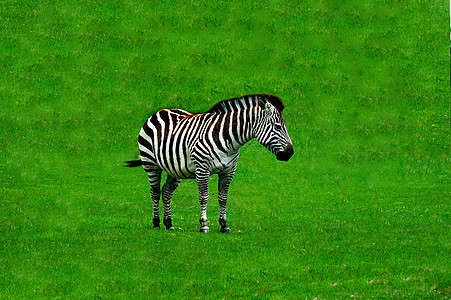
126,94,294,233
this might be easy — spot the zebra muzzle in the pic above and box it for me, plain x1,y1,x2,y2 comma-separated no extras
276,143,294,162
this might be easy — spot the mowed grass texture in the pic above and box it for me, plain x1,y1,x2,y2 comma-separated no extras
1,0,450,298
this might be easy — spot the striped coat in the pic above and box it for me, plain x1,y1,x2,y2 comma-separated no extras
127,94,293,233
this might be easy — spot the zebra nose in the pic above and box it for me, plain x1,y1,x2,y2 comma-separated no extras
276,143,294,161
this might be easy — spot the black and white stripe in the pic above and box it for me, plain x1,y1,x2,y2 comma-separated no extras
127,94,294,233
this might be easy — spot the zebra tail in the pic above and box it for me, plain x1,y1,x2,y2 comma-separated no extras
125,160,144,167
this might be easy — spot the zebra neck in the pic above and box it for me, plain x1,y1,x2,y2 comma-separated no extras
220,105,260,151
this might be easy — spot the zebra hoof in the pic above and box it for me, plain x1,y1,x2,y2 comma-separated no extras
200,227,209,233
220,228,231,234
163,218,173,230
153,218,160,228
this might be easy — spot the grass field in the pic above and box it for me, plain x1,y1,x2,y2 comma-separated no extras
1,0,450,298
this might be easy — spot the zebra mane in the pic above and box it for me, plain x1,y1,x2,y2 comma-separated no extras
206,94,285,114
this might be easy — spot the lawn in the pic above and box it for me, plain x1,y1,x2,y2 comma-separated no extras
1,0,450,298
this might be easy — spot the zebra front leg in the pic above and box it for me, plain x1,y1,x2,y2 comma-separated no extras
195,167,211,233
161,174,181,230
218,167,236,234
146,169,162,229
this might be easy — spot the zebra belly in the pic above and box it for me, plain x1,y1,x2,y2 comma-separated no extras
157,153,197,179
158,150,237,179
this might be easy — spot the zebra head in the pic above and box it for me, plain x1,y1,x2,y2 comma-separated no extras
254,97,294,162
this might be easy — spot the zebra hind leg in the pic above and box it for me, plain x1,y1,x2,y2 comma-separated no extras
145,168,163,229
162,174,181,230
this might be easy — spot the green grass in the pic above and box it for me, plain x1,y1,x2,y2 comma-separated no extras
1,0,450,298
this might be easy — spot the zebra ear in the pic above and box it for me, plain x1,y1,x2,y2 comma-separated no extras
258,97,269,111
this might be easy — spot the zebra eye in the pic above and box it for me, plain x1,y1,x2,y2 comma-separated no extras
274,123,283,131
